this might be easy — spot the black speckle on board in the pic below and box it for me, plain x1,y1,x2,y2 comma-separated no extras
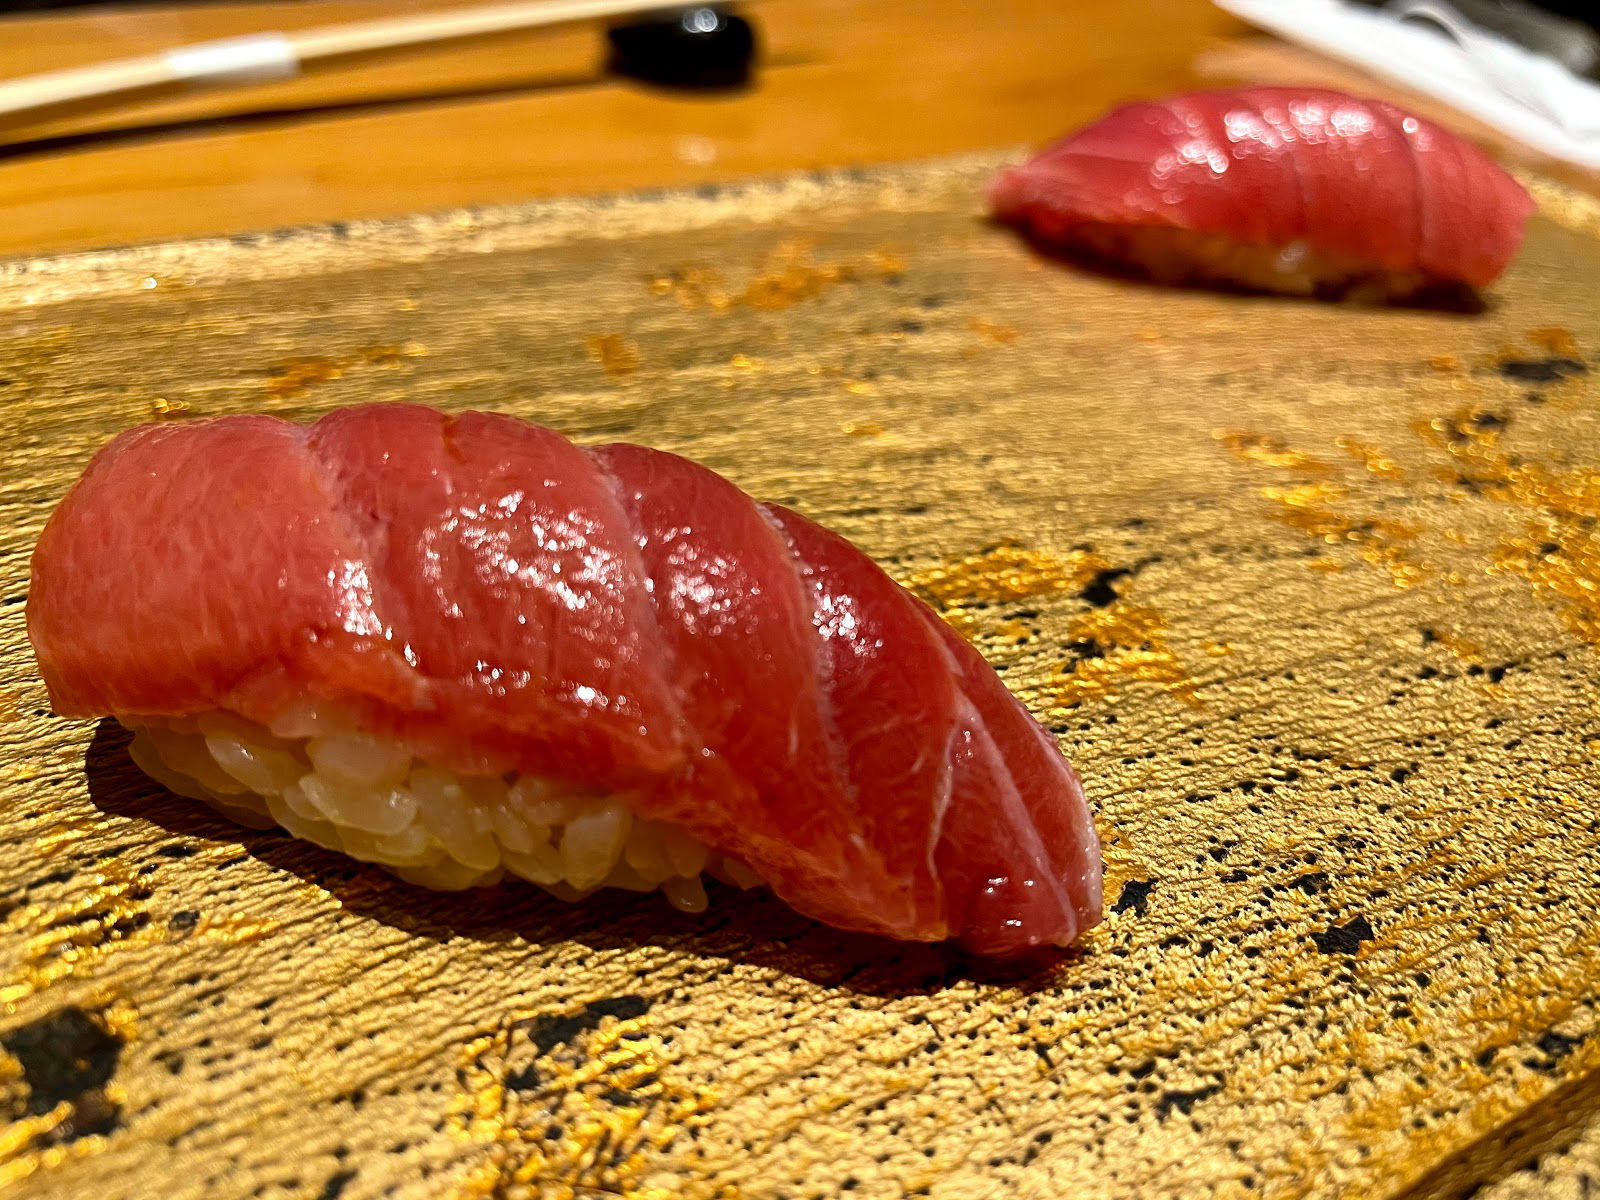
522,994,651,1058
0,1006,123,1144
504,1064,542,1093
1078,566,1133,608
1311,916,1375,955
1496,356,1587,383
1157,1084,1222,1119
316,1169,358,1200
1533,1030,1583,1071
1111,879,1153,916
1064,638,1107,662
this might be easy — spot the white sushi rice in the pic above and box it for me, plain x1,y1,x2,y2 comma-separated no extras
125,710,764,911
1068,222,1446,303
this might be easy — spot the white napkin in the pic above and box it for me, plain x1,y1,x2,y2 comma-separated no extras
1214,0,1600,168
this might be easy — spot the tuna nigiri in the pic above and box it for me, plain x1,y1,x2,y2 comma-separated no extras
27,404,1102,955
991,87,1536,302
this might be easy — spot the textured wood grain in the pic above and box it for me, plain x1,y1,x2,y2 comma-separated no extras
4,159,1600,1199
0,0,1245,257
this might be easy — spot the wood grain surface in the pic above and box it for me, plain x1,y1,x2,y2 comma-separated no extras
3,158,1600,1198
0,0,1226,257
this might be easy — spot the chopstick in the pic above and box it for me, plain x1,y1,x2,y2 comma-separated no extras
0,0,711,122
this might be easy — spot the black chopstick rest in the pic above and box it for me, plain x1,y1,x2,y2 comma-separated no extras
606,5,757,89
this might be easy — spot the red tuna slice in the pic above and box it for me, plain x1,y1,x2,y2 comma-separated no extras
991,86,1535,289
28,403,1102,954
764,508,1099,951
924,616,1101,954
302,406,690,784
590,443,929,940
27,415,422,722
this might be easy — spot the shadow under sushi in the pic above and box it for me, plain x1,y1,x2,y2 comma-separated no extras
1008,226,1491,315
83,719,1083,997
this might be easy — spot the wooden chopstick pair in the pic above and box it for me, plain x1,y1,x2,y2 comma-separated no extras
0,0,711,123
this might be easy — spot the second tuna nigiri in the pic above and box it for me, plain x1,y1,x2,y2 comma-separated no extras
991,87,1536,302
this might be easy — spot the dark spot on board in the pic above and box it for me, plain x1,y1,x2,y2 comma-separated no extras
1157,1084,1221,1118
1496,356,1586,383
1064,638,1106,662
1534,1030,1583,1068
1111,879,1153,916
167,910,200,933
521,994,651,1058
1311,916,1375,955
893,318,926,334
1078,567,1133,608
1471,410,1507,431
1476,1047,1498,1069
599,1086,649,1107
155,844,198,858
504,1064,542,1093
1289,872,1330,895
0,1007,123,1144
317,1170,358,1200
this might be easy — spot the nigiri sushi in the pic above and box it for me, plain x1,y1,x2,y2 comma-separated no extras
991,87,1536,302
27,404,1102,955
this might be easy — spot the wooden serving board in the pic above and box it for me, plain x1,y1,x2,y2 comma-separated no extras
4,157,1600,1200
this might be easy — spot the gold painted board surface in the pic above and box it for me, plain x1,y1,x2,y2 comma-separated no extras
3,159,1600,1199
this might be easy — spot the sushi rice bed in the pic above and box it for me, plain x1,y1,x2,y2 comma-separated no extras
1070,223,1440,302
126,711,764,911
